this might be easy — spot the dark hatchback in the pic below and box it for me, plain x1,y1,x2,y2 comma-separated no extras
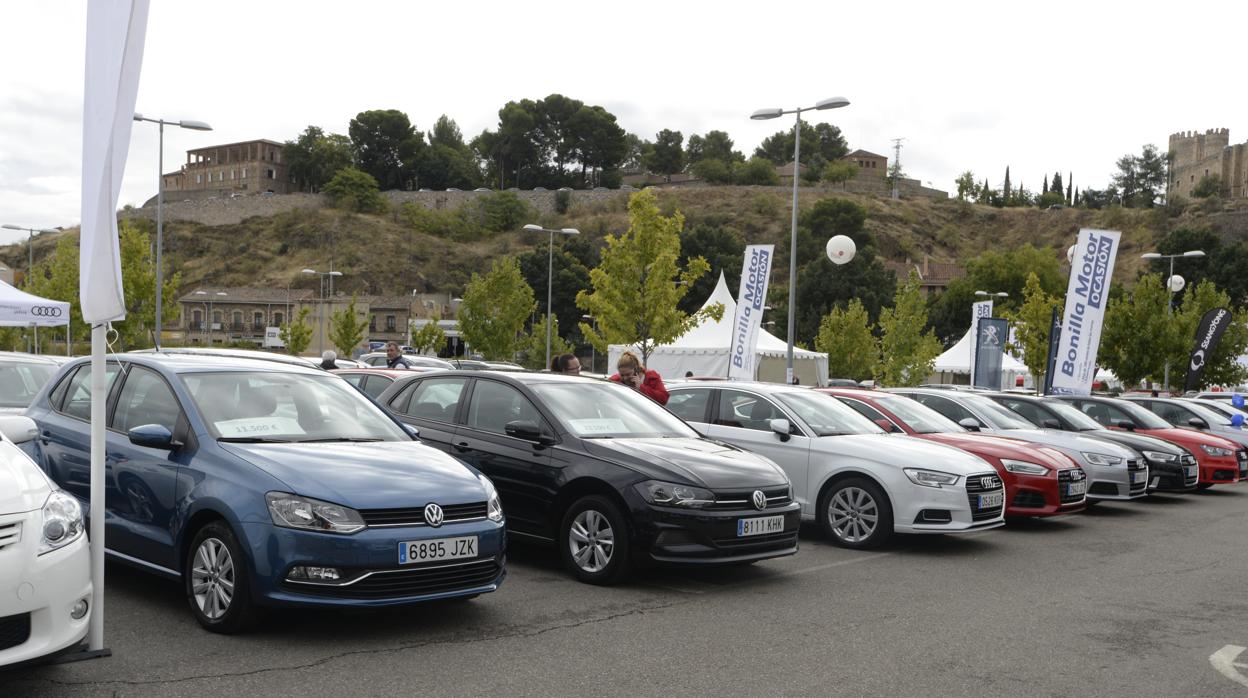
374,371,800,584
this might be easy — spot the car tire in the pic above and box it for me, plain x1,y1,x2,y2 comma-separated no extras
818,477,893,550
185,521,258,634
560,495,631,585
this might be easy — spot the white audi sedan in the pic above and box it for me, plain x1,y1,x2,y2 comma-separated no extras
0,415,91,667
666,382,1005,549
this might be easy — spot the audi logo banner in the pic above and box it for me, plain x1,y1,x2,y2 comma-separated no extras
0,283,72,327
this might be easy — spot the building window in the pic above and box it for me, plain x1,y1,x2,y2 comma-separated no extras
369,315,376,332
192,309,202,330
231,170,236,180
196,174,203,184
232,311,243,330
253,312,264,329
267,169,275,179
242,168,248,178
273,312,284,326
386,315,396,331
212,311,222,327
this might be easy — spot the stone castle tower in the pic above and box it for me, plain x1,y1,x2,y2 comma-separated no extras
1168,128,1247,200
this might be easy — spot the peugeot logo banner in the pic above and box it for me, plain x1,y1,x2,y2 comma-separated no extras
1184,307,1232,392
1051,228,1122,396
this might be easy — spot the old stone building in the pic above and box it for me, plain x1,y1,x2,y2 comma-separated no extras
162,139,293,195
1169,128,1248,200
842,149,888,173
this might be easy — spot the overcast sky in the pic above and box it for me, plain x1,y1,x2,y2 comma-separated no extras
1,0,1245,246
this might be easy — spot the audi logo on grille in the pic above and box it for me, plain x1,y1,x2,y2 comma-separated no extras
30,306,63,317
1069,469,1086,481
980,476,998,489
751,490,767,510
423,503,444,527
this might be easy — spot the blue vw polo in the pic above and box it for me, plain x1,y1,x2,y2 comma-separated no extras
23,354,505,633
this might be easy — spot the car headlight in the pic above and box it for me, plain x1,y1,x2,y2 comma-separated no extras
266,492,365,534
1000,459,1049,476
480,476,504,523
903,468,960,488
39,490,85,555
634,480,715,508
1081,452,1124,466
1200,444,1234,457
1141,450,1178,463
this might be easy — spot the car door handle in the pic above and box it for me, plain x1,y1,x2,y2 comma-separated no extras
453,442,472,453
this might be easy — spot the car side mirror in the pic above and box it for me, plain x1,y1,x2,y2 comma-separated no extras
1042,418,1061,430
769,418,793,442
873,418,900,434
128,424,180,450
403,423,421,440
505,420,552,445
0,415,38,444
1188,417,1209,430
958,418,981,432
1115,419,1136,431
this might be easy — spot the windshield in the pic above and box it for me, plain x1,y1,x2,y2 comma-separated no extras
961,394,1038,430
776,391,883,436
1043,400,1104,431
0,361,57,408
182,371,409,442
531,381,699,439
876,395,963,434
1114,401,1174,429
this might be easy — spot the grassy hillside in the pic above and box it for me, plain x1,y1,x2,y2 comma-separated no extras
2,187,1236,297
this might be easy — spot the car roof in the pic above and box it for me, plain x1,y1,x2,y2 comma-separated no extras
388,369,607,387
0,351,68,365
89,352,326,375
667,380,808,395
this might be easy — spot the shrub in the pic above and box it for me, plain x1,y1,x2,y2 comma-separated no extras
554,189,572,214
691,158,733,184
323,167,386,213
736,157,780,186
1192,174,1221,199
464,191,534,233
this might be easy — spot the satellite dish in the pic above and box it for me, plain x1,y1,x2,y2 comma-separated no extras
826,235,857,266
1167,275,1186,293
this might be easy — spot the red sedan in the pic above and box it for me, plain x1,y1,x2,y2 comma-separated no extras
819,388,1087,518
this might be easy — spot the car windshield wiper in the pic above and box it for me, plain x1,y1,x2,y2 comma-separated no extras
217,436,293,443
296,437,385,443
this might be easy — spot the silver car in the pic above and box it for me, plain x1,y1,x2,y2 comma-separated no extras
666,382,1005,549
0,352,64,415
891,389,1149,502
1129,397,1248,449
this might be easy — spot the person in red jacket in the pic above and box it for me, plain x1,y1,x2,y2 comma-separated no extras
609,351,669,405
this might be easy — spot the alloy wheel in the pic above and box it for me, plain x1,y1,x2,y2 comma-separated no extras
191,537,236,620
568,509,615,573
829,487,879,543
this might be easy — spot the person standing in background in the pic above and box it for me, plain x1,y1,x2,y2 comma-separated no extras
610,351,668,405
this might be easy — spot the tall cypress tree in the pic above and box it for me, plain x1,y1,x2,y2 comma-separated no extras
1003,166,1012,202
1043,174,1048,193
1051,171,1063,195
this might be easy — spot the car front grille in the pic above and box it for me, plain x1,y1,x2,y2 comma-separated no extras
1058,468,1087,504
964,473,1005,522
288,559,501,599
1127,458,1148,494
359,502,488,527
0,521,20,550
1237,449,1247,478
706,487,791,511
0,612,31,651
1011,491,1047,509
1181,454,1199,486
711,530,799,550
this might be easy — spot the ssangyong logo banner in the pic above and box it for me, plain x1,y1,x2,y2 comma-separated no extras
1184,307,1232,392
1051,228,1121,395
727,244,774,381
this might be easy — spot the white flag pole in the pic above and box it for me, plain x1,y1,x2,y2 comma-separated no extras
88,325,106,651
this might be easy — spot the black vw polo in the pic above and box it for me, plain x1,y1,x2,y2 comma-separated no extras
373,371,800,584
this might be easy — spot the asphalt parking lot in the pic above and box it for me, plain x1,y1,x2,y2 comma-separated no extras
6,487,1248,697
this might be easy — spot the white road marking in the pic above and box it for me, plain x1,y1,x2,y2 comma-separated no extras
1210,645,1248,688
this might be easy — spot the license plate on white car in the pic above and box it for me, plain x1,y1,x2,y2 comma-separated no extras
398,536,478,565
1131,471,1147,484
977,491,1004,509
737,515,784,537
1066,480,1087,497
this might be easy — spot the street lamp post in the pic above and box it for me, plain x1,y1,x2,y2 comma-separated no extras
1141,249,1205,393
133,113,212,350
750,96,851,384
3,223,59,352
193,290,227,345
302,267,344,353
523,224,581,370
581,314,597,373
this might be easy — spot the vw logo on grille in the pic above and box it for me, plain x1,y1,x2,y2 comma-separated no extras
423,503,444,527
31,306,62,317
751,490,767,511
980,476,998,489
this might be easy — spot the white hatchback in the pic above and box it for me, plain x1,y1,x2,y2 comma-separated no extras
0,415,92,667
667,382,1005,549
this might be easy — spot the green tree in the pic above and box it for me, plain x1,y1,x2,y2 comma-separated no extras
1192,174,1222,198
1111,144,1167,207
1099,275,1180,388
323,167,387,213
567,103,628,187
928,244,1065,345
285,126,355,193
643,129,684,177
518,314,574,370
823,160,859,186
691,158,734,184
518,240,592,340
1170,280,1248,389
814,299,877,381
677,222,745,315
686,130,742,165
348,109,425,190
117,221,181,349
1002,167,1011,201
409,314,447,355
875,273,942,387
328,295,368,357
735,157,780,185
577,189,720,365
754,122,847,165
23,236,88,345
955,171,977,201
1051,171,1064,195
279,307,314,356
463,191,534,233
1005,273,1060,388
458,256,536,361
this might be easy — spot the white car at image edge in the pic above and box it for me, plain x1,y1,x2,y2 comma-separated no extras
0,415,92,668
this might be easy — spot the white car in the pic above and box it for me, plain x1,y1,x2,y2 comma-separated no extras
666,382,1005,549
0,415,91,667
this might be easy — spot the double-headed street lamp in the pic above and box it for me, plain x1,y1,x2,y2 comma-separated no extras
302,267,343,353
193,290,227,344
133,113,213,350
1141,249,1205,392
975,290,1009,299
523,224,581,370
751,96,851,384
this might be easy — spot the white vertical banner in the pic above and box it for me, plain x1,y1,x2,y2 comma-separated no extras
968,300,992,384
727,245,775,380
1051,228,1121,395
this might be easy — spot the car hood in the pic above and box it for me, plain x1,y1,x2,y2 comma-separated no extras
219,441,488,509
1140,427,1242,451
1074,429,1186,455
994,428,1139,459
811,433,994,475
581,437,788,489
1206,425,1248,447
919,432,1075,471
0,441,51,514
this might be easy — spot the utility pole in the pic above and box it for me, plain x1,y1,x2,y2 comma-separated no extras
890,138,905,200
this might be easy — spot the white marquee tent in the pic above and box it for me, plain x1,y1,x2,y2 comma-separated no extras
608,273,830,385
0,280,71,353
930,325,1029,387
